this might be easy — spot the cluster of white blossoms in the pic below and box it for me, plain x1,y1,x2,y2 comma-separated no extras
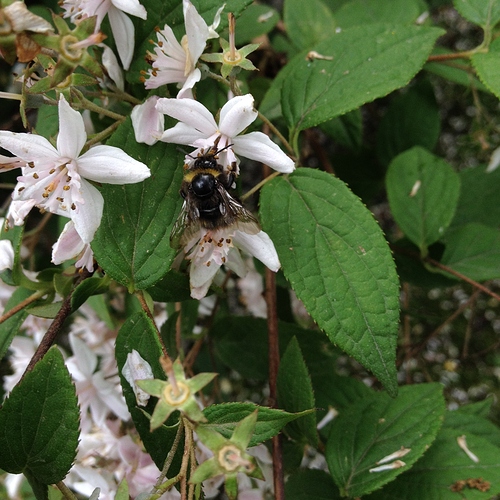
131,0,295,299
0,95,150,271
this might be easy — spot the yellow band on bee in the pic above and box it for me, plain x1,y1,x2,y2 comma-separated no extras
183,168,220,182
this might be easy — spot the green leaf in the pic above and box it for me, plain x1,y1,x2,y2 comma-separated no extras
92,118,184,292
472,38,500,100
386,147,461,251
319,109,363,151
26,301,62,319
277,337,317,446
450,164,500,230
281,24,444,134
234,4,279,45
0,287,32,361
376,79,441,167
440,223,500,281
0,347,80,484
285,469,342,499
146,269,191,303
444,404,500,448
115,311,182,471
203,402,312,447
260,169,400,396
454,0,500,27
334,0,425,27
71,276,110,311
425,58,490,92
367,428,500,499
327,383,445,498
283,0,336,50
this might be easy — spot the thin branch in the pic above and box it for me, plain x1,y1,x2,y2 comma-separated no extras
265,267,284,500
427,50,476,62
56,481,79,500
136,290,169,358
0,290,45,325
23,268,93,375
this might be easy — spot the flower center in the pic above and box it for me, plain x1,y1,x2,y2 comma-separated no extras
218,445,254,473
162,381,190,406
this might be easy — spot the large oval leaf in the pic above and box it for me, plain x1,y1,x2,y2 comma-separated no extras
327,383,445,498
92,118,184,291
0,346,80,484
260,168,400,396
281,24,443,135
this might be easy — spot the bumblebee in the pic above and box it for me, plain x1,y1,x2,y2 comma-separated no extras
170,141,260,249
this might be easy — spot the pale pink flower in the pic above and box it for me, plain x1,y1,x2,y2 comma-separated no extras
157,94,294,175
145,0,223,98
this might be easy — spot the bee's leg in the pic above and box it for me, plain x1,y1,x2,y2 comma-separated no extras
180,188,187,199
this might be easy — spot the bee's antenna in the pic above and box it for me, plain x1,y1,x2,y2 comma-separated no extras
177,146,196,159
214,143,234,155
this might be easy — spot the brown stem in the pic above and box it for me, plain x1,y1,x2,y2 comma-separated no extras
0,290,45,325
23,268,93,375
265,267,284,500
390,243,500,302
136,290,169,358
56,481,79,500
427,50,475,62
404,290,480,361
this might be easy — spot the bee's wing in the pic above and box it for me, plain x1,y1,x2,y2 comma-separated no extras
170,200,202,249
218,186,261,235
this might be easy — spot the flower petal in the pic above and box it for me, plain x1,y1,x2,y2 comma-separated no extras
0,239,15,272
72,180,104,244
131,97,164,145
233,132,295,173
111,0,147,19
177,68,201,99
183,0,210,64
52,220,85,264
77,145,150,183
0,131,58,162
108,7,135,69
233,230,280,272
6,199,36,226
160,122,209,146
190,257,219,289
57,95,87,159
101,44,124,91
218,94,257,137
156,98,217,136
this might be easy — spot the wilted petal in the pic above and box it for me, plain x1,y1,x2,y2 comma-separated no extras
131,97,164,145
57,95,87,159
233,230,280,272
5,2,53,33
219,94,257,137
0,154,25,171
156,98,217,136
233,132,295,173
77,145,150,183
71,180,104,244
122,350,153,407
487,146,500,173
6,199,36,226
0,239,15,271
108,6,135,69
207,4,225,38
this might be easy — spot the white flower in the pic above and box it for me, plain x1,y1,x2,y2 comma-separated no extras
156,94,295,175
121,349,153,407
0,239,15,272
131,96,164,145
145,0,223,98
61,0,147,69
66,333,130,426
184,226,280,299
52,220,94,272
0,95,150,248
